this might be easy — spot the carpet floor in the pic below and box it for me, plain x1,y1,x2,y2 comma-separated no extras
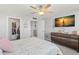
56,44,79,55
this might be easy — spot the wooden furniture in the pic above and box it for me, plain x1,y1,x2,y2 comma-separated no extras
51,32,79,52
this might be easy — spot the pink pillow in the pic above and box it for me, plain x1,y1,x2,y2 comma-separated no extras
0,38,12,52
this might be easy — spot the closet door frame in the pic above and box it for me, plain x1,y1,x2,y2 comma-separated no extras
31,20,45,40
7,17,20,40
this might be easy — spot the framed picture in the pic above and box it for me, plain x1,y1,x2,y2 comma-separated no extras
55,15,75,27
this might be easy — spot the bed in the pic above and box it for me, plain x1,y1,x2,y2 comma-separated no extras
3,37,63,55
0,49,3,55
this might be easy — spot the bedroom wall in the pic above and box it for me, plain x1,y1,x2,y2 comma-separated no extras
52,11,79,35
20,17,32,39
1,11,79,41
0,14,8,38
44,11,79,41
0,12,50,40
44,16,53,41
0,13,32,39
20,15,52,40
0,15,14,38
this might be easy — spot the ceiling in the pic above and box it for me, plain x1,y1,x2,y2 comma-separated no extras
0,4,79,16
53,4,79,15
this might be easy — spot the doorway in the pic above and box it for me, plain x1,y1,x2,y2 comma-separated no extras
31,20,38,37
31,20,45,40
8,17,20,40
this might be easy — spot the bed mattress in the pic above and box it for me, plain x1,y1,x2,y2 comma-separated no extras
4,37,63,55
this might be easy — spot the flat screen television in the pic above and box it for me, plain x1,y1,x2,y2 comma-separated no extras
55,15,75,27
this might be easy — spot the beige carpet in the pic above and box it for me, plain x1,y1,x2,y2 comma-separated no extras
56,44,79,55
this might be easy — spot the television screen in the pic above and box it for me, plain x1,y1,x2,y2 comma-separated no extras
55,15,75,27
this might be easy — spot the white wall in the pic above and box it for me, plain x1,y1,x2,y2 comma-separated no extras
43,11,79,41
0,13,32,39
52,12,79,35
20,17,31,39
1,11,79,41
38,15,53,41
0,12,50,40
0,14,7,38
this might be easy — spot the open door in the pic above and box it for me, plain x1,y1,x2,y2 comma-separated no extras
8,17,20,40
31,20,45,40
31,20,38,37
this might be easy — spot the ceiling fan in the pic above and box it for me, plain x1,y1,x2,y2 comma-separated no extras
30,4,52,15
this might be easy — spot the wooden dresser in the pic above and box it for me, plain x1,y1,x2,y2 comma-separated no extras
51,32,79,52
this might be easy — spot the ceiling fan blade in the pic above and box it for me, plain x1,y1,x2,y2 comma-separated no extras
30,6,37,9
30,6,40,13
43,4,51,9
41,4,51,13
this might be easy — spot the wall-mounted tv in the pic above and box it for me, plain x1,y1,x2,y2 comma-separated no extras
55,15,75,27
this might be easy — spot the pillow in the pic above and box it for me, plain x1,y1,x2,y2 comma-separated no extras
0,38,12,52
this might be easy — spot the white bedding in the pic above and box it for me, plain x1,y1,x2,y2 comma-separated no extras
0,49,3,55
4,37,63,55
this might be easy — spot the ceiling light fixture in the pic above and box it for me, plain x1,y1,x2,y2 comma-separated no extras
30,4,51,15
38,11,44,15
